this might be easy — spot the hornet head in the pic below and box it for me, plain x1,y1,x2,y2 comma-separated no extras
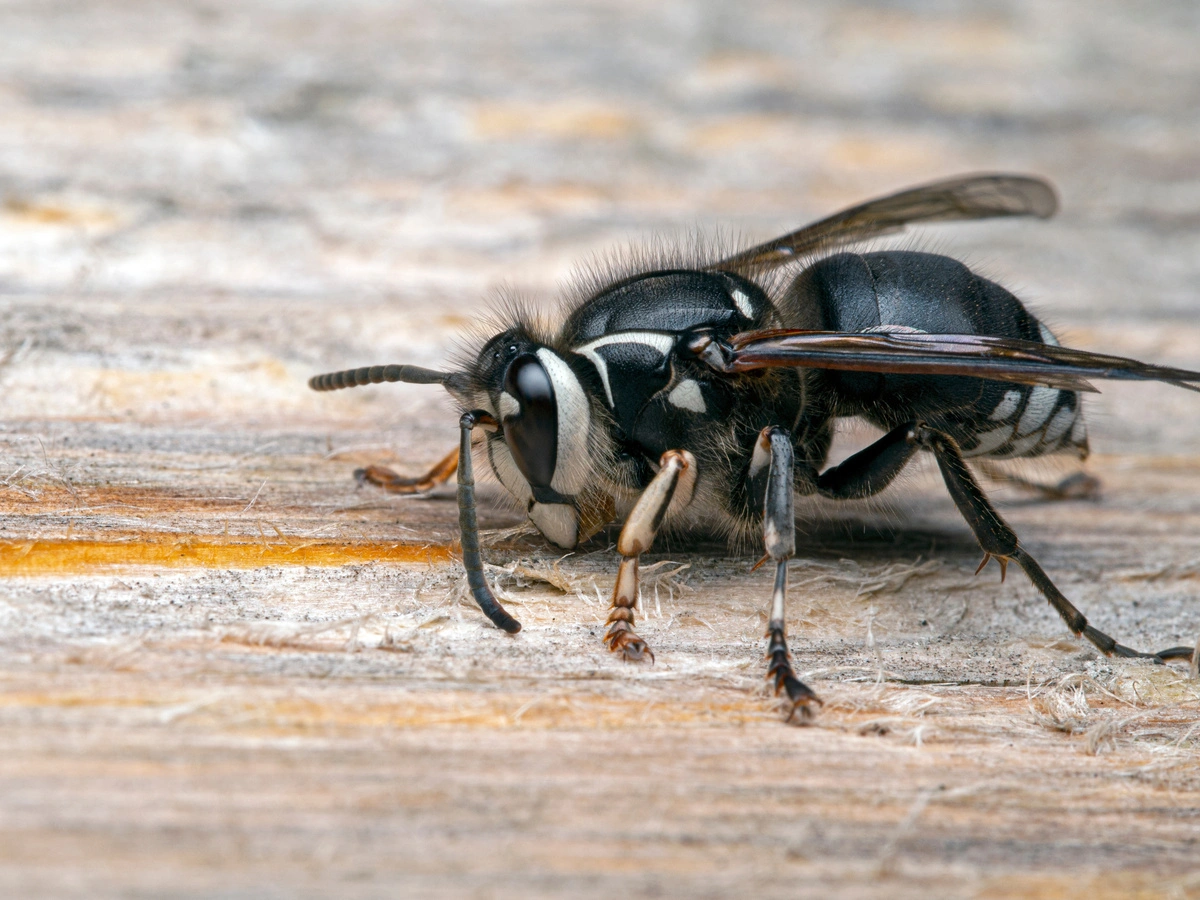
464,329,596,548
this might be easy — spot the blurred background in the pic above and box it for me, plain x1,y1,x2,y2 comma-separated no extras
2,0,1199,446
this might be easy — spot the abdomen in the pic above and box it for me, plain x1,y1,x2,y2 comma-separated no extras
788,250,1089,459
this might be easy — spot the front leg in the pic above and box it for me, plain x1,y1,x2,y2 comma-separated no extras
754,427,822,723
603,450,696,662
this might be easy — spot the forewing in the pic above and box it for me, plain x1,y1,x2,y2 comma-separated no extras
701,330,1200,393
709,174,1058,276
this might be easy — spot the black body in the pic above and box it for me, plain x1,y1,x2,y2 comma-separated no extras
547,249,1084,527
310,173,1199,721
794,251,1080,455
560,269,780,473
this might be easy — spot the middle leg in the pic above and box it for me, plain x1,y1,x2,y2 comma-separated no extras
745,424,921,721
754,426,822,723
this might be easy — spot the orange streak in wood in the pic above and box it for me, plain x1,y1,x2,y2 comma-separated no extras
0,535,453,575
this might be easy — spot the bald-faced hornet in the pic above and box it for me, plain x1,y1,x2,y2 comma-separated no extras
311,174,1199,722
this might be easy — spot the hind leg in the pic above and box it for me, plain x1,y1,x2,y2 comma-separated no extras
913,424,1192,663
357,447,458,494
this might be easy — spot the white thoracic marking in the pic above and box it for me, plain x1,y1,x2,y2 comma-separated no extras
573,331,676,408
1038,322,1061,346
990,389,1023,422
1017,385,1060,436
967,426,1013,457
529,502,577,549
667,379,706,413
498,391,519,420
1043,406,1076,445
536,348,592,496
731,288,755,319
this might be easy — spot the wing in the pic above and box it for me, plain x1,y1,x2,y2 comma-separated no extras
708,174,1058,277
691,330,1200,394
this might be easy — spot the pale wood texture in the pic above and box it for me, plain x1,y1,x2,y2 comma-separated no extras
2,1,1200,897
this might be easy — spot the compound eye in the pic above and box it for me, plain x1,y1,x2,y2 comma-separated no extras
502,353,557,489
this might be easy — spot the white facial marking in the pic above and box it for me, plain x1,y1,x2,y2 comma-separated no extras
667,379,706,413
487,436,532,505
529,502,578,549
1038,322,1061,346
1043,406,1076,445
535,348,592,496
573,331,676,407
731,288,755,319
967,426,1013,457
498,391,519,420
989,389,1022,422
1017,386,1059,436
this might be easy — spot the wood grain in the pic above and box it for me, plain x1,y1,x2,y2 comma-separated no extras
1,1,1199,897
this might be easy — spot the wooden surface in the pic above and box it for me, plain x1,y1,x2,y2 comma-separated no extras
2,1,1200,897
